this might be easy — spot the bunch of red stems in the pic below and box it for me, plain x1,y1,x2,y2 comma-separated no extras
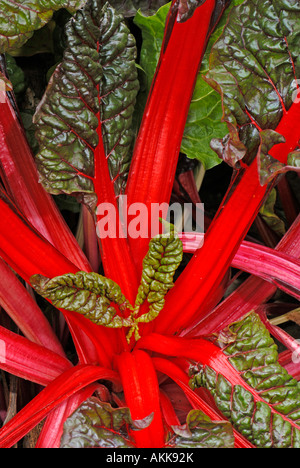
0,0,299,448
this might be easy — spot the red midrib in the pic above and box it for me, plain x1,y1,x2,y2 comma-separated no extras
137,334,300,437
117,350,165,448
125,0,217,274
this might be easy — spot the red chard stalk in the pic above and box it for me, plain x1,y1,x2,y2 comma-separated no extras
0,95,91,271
0,0,299,451
153,0,300,335
125,0,228,274
31,0,140,301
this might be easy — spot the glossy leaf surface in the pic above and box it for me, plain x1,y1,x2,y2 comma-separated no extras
206,0,300,176
170,409,234,448
134,223,183,322
33,0,139,209
190,313,300,448
0,0,86,53
109,0,168,17
31,271,132,327
60,396,153,448
259,188,286,237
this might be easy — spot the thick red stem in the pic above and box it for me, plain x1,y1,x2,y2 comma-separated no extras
153,95,300,335
116,350,165,448
0,325,71,386
0,197,120,365
0,97,91,271
35,383,99,448
180,233,300,300
152,356,253,448
154,160,268,334
93,134,139,305
0,258,65,356
0,196,79,283
0,364,119,448
268,100,300,163
189,214,300,336
137,333,300,438
125,0,217,275
93,124,139,354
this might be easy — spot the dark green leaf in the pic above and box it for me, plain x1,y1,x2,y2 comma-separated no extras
60,397,153,448
9,21,56,57
180,0,248,168
257,129,286,184
30,271,133,327
4,54,26,94
108,0,169,17
190,313,300,448
33,0,139,210
205,0,300,178
0,0,86,53
170,409,234,448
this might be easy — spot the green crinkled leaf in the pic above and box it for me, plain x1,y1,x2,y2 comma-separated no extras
33,0,139,210
4,54,26,94
205,0,300,176
180,0,244,169
9,20,56,57
189,313,300,448
30,271,132,327
108,0,217,20
108,0,168,17
60,396,153,448
30,225,183,339
134,222,183,323
0,0,86,53
170,409,234,448
257,129,287,184
180,55,228,170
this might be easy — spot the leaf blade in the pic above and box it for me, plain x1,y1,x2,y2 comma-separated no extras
33,0,139,210
189,313,300,448
60,396,153,448
107,0,169,18
134,222,183,323
205,0,300,177
170,409,235,448
31,271,132,327
0,0,86,53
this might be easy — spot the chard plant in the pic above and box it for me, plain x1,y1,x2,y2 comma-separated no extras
0,0,299,448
